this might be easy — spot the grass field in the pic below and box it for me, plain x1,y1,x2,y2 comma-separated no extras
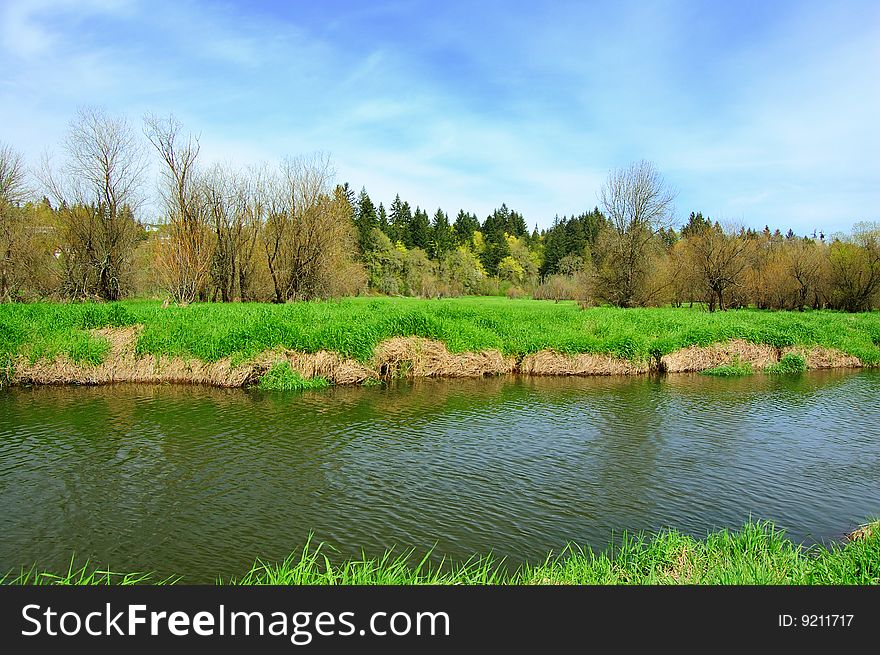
2,298,879,380
6,520,878,585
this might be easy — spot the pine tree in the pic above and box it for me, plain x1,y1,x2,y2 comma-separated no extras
429,208,453,260
681,211,712,238
539,215,568,277
480,206,512,275
507,209,528,237
410,206,431,251
453,209,479,246
377,203,389,235
337,182,356,213
389,195,412,246
354,188,378,253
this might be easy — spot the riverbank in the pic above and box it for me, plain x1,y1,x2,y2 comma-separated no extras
6,520,878,585
2,298,879,388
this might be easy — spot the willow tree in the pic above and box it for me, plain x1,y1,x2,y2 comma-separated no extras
201,164,263,302
785,238,827,310
596,160,675,307
828,226,880,312
144,113,212,304
0,143,31,301
42,107,146,300
261,154,364,302
685,223,750,311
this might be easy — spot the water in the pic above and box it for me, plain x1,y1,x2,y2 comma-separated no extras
1,370,879,582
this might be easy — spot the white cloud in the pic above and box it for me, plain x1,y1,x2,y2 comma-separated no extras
1,0,877,232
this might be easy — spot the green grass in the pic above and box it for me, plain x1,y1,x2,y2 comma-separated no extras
702,361,753,377
258,361,330,391
6,520,878,585
765,353,808,374
1,298,879,375
2,555,178,585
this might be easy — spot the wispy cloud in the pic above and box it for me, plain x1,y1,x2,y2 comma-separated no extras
1,0,877,233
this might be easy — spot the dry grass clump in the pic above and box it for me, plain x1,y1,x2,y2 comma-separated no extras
254,350,375,385
661,340,777,373
372,336,516,378
520,350,648,375
846,522,876,542
13,330,520,387
14,326,254,387
10,328,875,388
782,346,862,369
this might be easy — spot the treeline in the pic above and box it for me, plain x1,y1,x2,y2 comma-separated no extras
1,110,878,311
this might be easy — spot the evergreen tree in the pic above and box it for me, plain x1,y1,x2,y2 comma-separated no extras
507,209,528,237
480,206,512,275
681,211,712,238
389,195,412,246
410,206,431,251
453,209,479,246
354,188,378,253
429,208,454,260
539,215,568,277
337,182,356,213
537,209,606,277
582,207,606,243
377,203,389,235
657,226,678,248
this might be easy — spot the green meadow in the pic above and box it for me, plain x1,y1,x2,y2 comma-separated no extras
1,298,879,380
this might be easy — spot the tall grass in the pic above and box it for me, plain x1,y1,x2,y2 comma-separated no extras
2,555,178,585
702,361,753,377
765,353,807,374
258,362,330,391
6,520,879,585
1,298,879,371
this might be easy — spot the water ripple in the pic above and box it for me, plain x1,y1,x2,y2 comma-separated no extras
1,370,879,581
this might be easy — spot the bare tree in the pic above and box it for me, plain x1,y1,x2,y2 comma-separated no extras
0,143,28,206
259,154,364,301
596,160,676,306
686,223,750,311
263,154,334,301
41,107,146,300
828,233,880,312
785,238,827,310
144,113,212,304
0,143,32,300
257,167,288,303
238,166,266,300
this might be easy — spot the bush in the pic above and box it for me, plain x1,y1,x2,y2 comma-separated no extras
533,273,593,304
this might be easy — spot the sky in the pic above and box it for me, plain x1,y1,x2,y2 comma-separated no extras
1,0,878,234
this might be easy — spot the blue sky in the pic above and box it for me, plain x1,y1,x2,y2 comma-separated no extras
1,0,878,233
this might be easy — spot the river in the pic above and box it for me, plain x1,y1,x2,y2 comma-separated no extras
1,370,879,582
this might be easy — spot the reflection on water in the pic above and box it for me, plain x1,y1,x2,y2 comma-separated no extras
1,370,879,582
